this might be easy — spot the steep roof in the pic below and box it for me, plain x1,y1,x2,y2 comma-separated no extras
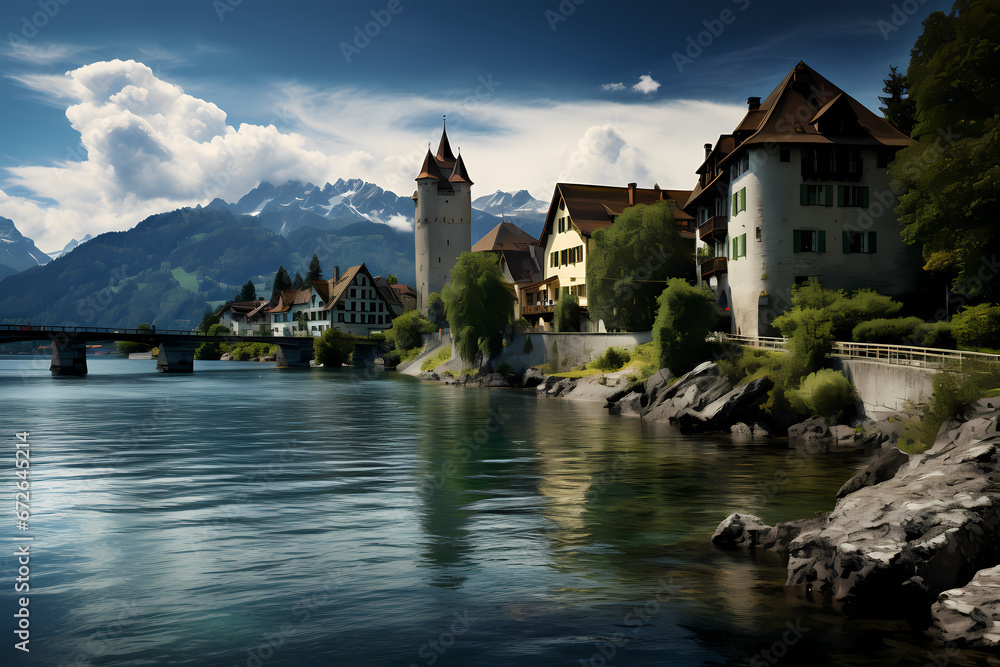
436,123,456,163
448,153,473,185
416,150,447,181
268,288,312,314
539,183,694,247
472,220,538,252
499,248,542,285
390,283,417,299
415,122,470,185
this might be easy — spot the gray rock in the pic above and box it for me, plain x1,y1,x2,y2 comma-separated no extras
931,564,1000,647
482,373,510,387
711,513,774,552
674,376,773,433
536,375,559,394
609,392,644,417
547,378,575,397
829,425,857,442
642,362,732,423
522,367,544,388
835,448,909,499
730,422,753,438
644,369,673,406
752,422,772,439
788,416,831,440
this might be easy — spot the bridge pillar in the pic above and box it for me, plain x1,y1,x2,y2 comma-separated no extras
156,342,197,373
50,342,87,376
275,340,312,368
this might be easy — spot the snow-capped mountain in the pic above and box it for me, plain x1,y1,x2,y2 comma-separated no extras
0,216,50,280
473,189,548,217
47,234,93,260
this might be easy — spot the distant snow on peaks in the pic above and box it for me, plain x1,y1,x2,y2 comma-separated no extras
0,215,51,279
473,189,548,217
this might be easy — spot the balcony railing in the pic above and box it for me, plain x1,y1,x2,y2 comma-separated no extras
522,303,554,316
698,216,727,242
700,256,728,279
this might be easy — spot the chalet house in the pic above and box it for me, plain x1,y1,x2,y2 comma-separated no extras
389,283,418,313
218,298,270,334
268,264,399,337
472,220,543,320
685,61,918,336
525,182,694,330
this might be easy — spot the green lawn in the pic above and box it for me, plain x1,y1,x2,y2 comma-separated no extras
170,267,199,293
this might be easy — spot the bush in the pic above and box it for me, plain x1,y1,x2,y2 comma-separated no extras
910,321,956,349
592,346,630,372
420,346,451,371
652,278,719,376
118,322,155,355
496,362,515,379
313,328,356,367
194,323,231,360
952,303,1000,350
851,317,923,344
385,310,435,352
787,369,857,423
554,295,581,332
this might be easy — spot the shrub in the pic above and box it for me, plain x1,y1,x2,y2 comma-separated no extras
592,346,630,372
717,346,775,385
554,295,581,332
952,303,1000,350
911,321,956,349
787,369,857,423
194,323,231,360
420,346,451,371
313,328,356,367
496,362,515,379
652,278,719,376
851,317,923,344
385,310,435,352
118,322,155,355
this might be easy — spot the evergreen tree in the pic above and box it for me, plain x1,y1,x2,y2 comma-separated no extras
270,266,291,302
238,280,257,302
878,65,916,136
305,254,323,283
292,272,304,290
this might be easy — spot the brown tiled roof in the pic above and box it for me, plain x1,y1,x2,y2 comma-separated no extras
373,275,403,309
499,248,542,284
268,288,312,314
448,153,473,185
472,220,539,252
416,150,447,181
390,283,417,299
436,125,456,163
539,183,694,246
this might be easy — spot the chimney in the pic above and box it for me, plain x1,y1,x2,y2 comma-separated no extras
747,96,761,111
704,143,712,159
627,182,637,206
334,266,340,282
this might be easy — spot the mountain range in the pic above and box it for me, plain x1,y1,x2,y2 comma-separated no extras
0,179,548,329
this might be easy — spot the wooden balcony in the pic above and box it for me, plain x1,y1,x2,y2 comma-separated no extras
700,257,728,279
698,216,727,242
522,303,554,316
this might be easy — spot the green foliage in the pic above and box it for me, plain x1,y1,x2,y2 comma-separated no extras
313,328,355,367
586,200,694,331
270,266,292,302
910,321,956,349
554,294,581,332
199,308,221,333
546,340,559,374
305,254,323,283
118,322,154,355
385,310,434,352
952,303,1000,350
224,342,276,361
194,323,232,360
629,341,660,382
717,346,774,386
291,272,304,289
496,362,515,379
426,292,447,328
387,274,398,285
420,346,451,371
237,280,257,302
652,278,718,375
441,252,515,364
878,64,916,136
851,316,924,343
592,346,631,372
787,369,858,423
892,1,1000,300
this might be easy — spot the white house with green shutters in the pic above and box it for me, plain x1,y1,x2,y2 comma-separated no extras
686,61,920,336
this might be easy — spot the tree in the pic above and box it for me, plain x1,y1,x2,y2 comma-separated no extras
553,294,581,332
314,328,356,367
385,310,435,351
878,64,916,136
305,254,323,283
892,0,1000,301
238,280,257,302
387,274,398,285
291,272,304,290
442,251,516,364
199,308,221,333
586,200,694,331
118,322,154,356
270,266,291,302
426,292,447,328
195,323,231,360
652,279,719,376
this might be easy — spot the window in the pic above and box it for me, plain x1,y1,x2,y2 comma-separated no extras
730,153,750,179
838,185,869,208
793,229,826,253
560,249,568,265
779,148,790,162
755,227,761,241
562,286,570,297
338,314,344,323
844,231,877,254
731,187,746,216
379,303,384,312
550,252,557,268
802,147,863,181
800,184,833,206
731,233,747,260
876,149,890,169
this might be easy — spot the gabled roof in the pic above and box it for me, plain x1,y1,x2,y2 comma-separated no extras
268,288,312,313
373,275,403,309
539,183,694,247
472,220,538,252
390,283,417,299
499,248,542,285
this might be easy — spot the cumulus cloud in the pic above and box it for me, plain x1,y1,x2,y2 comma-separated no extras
601,82,626,92
559,125,649,186
632,75,661,95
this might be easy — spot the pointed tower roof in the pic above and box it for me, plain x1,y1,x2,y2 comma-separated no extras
415,149,446,181
448,152,474,185
436,116,456,163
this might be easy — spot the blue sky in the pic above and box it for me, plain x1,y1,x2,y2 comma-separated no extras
0,0,951,250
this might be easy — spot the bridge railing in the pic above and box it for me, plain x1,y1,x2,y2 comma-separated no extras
0,324,204,336
714,332,1000,369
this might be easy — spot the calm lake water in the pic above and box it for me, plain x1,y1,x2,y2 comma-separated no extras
0,357,990,666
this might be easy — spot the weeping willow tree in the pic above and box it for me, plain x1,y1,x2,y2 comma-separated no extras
441,252,516,365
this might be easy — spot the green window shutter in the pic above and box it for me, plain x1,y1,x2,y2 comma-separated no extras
793,229,801,253
824,185,833,207
861,187,870,208
800,184,808,205
740,188,747,212
868,231,877,254
732,192,737,217
843,232,851,253
741,234,747,257
837,186,845,207
818,230,826,252
732,237,737,260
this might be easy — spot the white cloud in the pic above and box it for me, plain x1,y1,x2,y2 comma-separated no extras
2,41,89,65
632,75,661,95
601,82,626,92
0,60,747,251
383,213,413,233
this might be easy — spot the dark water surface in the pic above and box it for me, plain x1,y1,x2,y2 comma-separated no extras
0,358,990,666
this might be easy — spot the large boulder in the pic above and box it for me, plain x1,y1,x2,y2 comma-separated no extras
835,448,909,499
522,367,545,388
784,412,1000,611
642,362,731,423
712,512,826,561
644,369,673,407
788,416,831,440
931,564,1000,647
674,376,773,433
609,391,644,417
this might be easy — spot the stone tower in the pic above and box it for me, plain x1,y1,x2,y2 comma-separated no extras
413,117,473,313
